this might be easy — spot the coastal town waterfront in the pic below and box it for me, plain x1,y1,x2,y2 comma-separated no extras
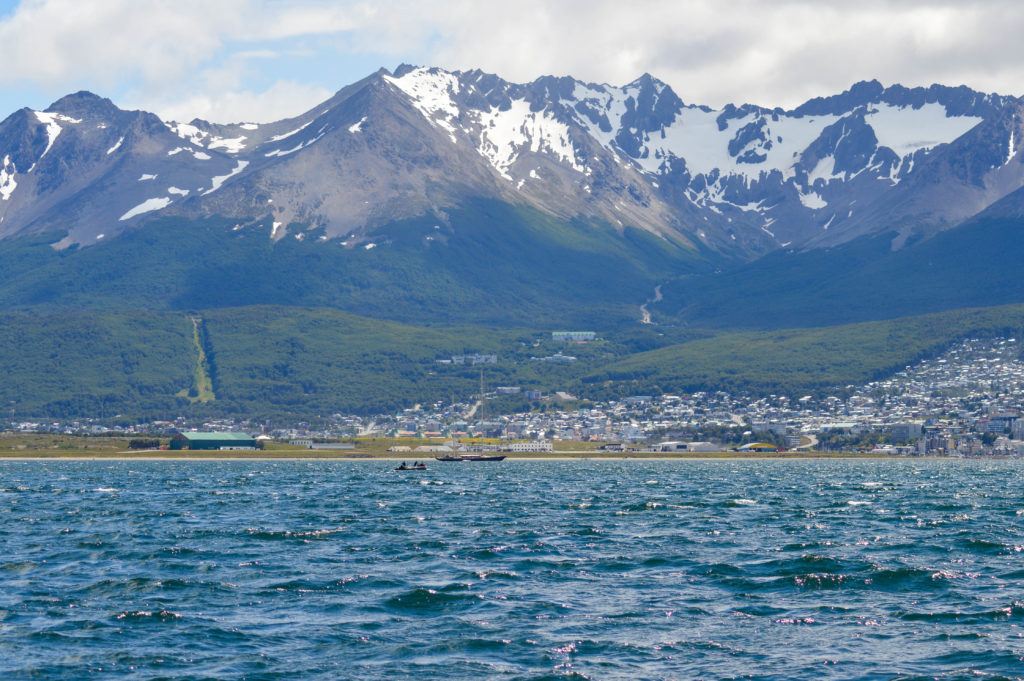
9,337,1024,457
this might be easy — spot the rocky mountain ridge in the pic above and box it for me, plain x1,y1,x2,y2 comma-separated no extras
0,66,1022,255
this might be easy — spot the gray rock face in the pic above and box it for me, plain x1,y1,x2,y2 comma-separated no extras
0,67,1021,256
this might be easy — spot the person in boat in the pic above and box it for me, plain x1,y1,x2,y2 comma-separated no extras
397,462,408,470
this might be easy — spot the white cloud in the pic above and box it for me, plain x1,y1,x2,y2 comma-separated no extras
245,3,370,41
403,0,1024,108
0,0,1023,123
0,0,370,121
0,0,247,88
150,79,334,124
0,0,378,81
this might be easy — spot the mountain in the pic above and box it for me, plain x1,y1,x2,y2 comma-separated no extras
0,69,703,252
1,67,1022,257
3,68,1024,419
0,91,243,247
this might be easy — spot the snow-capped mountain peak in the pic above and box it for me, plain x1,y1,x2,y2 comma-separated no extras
0,67,1021,254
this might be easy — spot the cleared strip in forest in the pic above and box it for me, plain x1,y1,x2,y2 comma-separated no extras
186,315,216,402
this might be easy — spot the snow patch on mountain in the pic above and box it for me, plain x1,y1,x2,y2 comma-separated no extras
208,136,247,153
570,82,629,149
264,130,326,157
348,117,367,133
106,137,124,155
641,109,841,180
864,103,982,156
798,190,827,209
165,145,210,159
30,111,81,171
808,155,844,184
119,197,171,221
167,122,208,146
267,120,312,143
203,160,249,195
477,99,583,179
0,155,16,200
166,125,244,155
138,174,157,181
385,68,462,143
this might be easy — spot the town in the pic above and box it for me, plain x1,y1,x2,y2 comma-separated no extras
8,337,1024,457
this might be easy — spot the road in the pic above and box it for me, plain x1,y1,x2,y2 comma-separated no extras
640,284,663,324
795,434,818,451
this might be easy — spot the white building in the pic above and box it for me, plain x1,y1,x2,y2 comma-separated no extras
505,440,553,453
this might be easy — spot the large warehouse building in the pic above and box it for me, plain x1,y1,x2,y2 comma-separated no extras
169,432,259,450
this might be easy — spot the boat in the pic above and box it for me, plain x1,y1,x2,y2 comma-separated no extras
394,462,428,471
433,433,506,461
431,375,505,463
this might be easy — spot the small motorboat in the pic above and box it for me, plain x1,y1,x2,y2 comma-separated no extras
394,462,428,471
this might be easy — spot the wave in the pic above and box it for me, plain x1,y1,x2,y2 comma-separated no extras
242,527,346,540
114,609,181,622
898,601,1024,624
384,585,486,614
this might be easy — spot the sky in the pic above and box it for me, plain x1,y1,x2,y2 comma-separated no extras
0,0,1021,124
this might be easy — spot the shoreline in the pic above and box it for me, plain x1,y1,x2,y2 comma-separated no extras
0,451,969,461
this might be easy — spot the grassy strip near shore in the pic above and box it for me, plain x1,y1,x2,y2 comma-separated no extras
0,452,893,459
0,432,909,459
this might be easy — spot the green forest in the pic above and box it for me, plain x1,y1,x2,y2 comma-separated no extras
4,207,1024,421
4,302,1024,421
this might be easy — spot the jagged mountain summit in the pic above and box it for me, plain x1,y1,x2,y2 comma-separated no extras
0,66,1022,254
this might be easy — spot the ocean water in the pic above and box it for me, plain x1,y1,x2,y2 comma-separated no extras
1,458,1023,680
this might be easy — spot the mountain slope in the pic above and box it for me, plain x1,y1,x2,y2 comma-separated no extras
2,68,1022,259
0,200,710,327
652,214,1024,330
0,92,242,245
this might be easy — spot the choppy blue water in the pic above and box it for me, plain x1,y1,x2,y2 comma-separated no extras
1,459,1023,680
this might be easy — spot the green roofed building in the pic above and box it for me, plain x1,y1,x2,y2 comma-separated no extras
169,432,259,450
